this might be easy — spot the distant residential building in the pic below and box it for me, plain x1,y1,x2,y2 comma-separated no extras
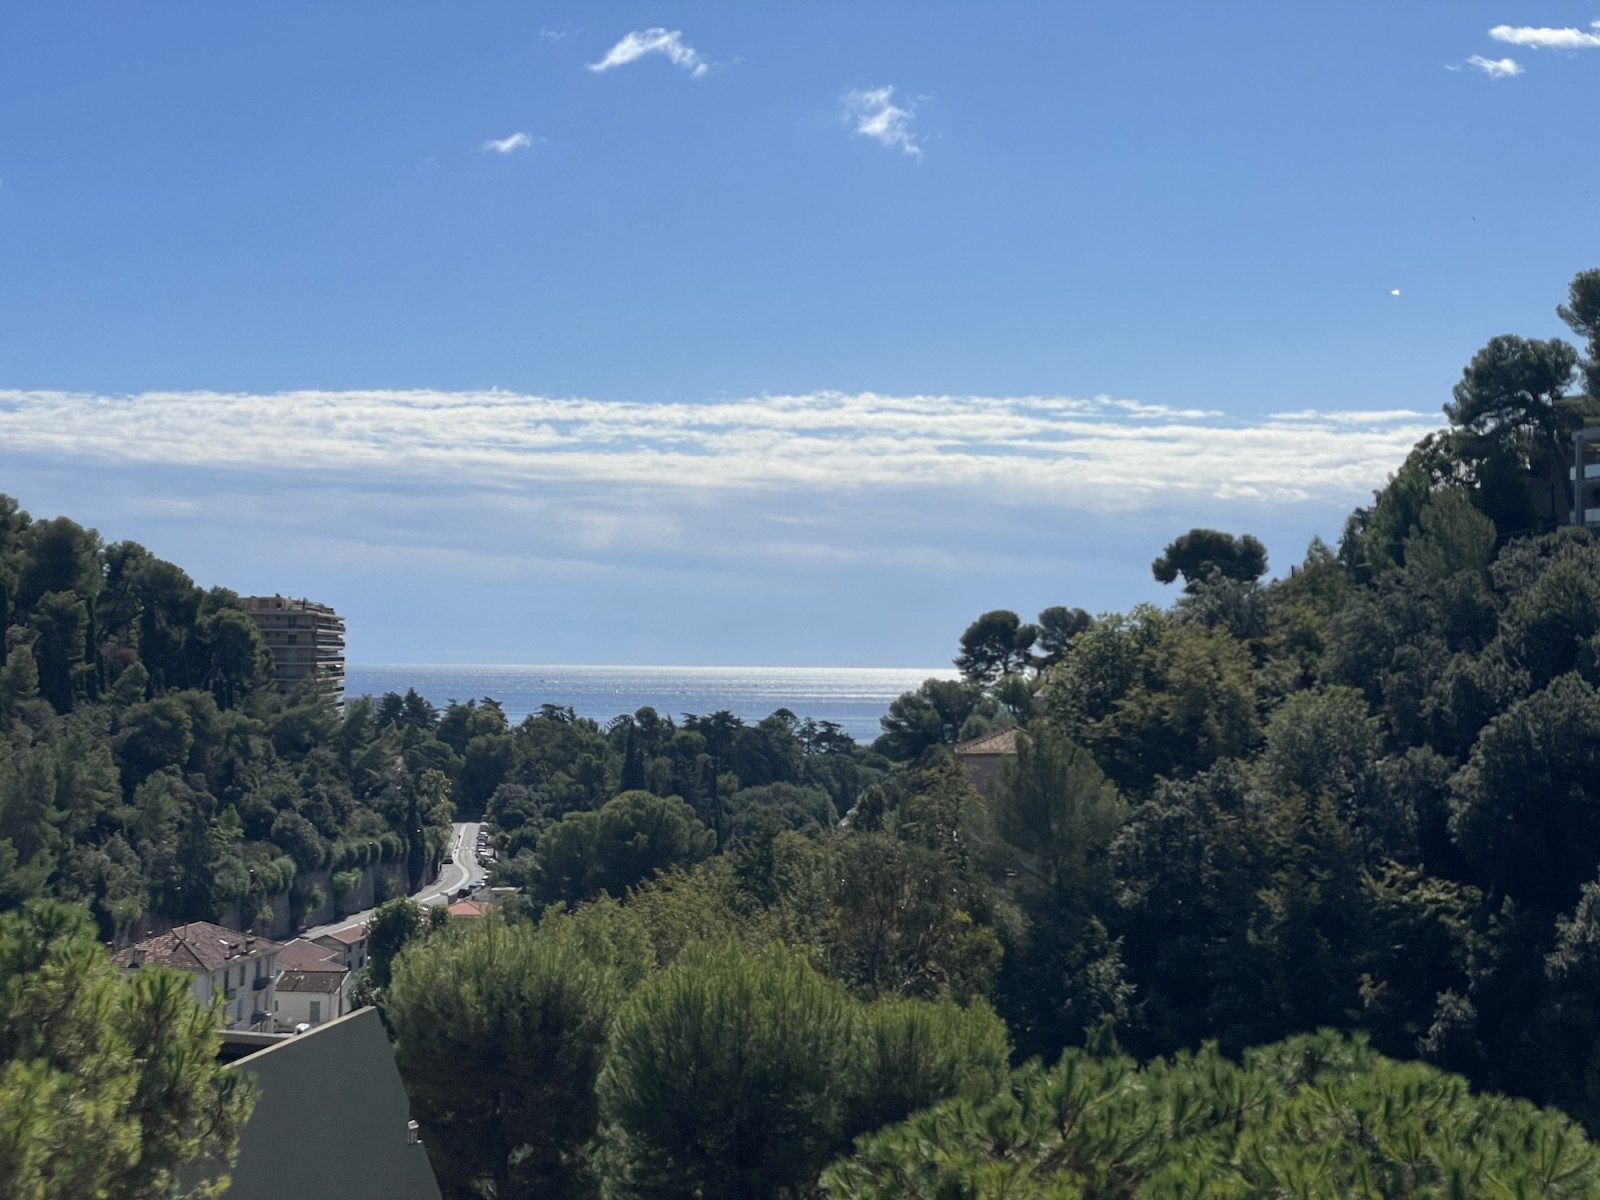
954,728,1018,797
278,970,350,1029
275,939,353,1030
446,899,492,919
239,594,346,702
184,1008,443,1200
113,922,284,1032
312,923,369,971
277,938,344,973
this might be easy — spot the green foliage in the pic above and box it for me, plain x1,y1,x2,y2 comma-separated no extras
1044,611,1259,794
1341,434,1463,576
599,942,1008,1200
992,728,1124,895
0,644,40,725
26,269,1600,1196
387,913,625,1200
1449,673,1600,914
1257,686,1382,817
1403,486,1498,585
875,678,990,761
1151,528,1267,589
1499,559,1600,687
989,730,1131,1058
524,790,716,908
0,900,253,1200
28,590,88,713
289,883,326,929
1035,607,1091,668
822,1030,1600,1200
827,832,1003,1003
955,610,1038,685
1560,267,1600,399
0,493,478,935
1446,334,1582,473
366,896,426,989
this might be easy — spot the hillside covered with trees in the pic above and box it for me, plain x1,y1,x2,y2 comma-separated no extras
333,268,1600,1197
3,267,1600,1197
0,507,462,939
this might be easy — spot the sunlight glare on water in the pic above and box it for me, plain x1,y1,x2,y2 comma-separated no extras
343,664,960,743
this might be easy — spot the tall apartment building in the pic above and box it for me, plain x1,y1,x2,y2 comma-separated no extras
240,595,346,703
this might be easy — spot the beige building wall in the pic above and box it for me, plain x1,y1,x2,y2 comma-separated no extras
240,594,346,703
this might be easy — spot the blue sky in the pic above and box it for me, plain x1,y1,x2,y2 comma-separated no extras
2,4,1598,665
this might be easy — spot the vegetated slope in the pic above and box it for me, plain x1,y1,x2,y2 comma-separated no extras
0,500,457,938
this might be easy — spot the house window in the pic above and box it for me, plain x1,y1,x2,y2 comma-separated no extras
309,1000,321,1023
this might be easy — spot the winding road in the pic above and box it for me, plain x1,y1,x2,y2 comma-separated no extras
301,821,487,941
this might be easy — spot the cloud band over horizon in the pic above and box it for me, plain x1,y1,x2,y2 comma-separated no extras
0,389,1435,510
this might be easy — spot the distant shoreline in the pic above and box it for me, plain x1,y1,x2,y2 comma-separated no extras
347,663,959,673
343,663,960,743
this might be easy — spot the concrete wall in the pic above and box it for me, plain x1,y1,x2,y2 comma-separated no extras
200,1007,442,1200
216,860,410,941
122,859,415,949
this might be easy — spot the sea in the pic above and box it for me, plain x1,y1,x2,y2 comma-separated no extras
342,664,959,744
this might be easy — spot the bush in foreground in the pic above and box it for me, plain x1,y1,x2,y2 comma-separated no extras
821,1029,1600,1199
0,900,252,1200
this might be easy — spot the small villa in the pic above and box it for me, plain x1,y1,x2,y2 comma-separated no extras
113,922,286,1033
954,728,1018,796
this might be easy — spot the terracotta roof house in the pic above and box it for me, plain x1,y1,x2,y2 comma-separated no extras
276,938,344,973
273,938,354,1031
312,923,369,972
277,970,352,1030
446,899,492,919
954,728,1018,796
113,922,286,1032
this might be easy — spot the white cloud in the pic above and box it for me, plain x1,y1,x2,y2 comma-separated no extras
0,389,1437,510
588,29,707,77
1466,55,1525,77
1489,23,1600,49
483,132,534,154
842,87,922,158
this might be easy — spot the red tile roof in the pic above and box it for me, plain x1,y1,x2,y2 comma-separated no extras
112,922,286,974
321,925,368,946
955,729,1018,756
277,971,346,994
277,939,346,973
446,900,491,918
